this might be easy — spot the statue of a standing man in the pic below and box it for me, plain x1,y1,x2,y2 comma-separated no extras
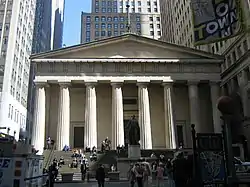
127,115,140,145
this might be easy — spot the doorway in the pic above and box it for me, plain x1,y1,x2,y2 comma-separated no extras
74,127,84,148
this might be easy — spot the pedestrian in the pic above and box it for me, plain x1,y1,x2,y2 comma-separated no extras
128,164,136,187
134,163,144,187
96,164,105,187
156,163,164,187
81,160,87,181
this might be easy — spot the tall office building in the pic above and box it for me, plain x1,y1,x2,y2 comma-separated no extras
51,0,65,49
160,0,250,149
81,0,162,43
0,0,37,139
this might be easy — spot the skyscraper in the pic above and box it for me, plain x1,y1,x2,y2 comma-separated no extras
160,0,250,148
81,0,162,43
51,0,65,49
0,0,37,139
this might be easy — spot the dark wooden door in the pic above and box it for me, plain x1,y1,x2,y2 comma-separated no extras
74,127,84,148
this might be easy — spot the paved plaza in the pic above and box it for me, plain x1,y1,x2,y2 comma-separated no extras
55,180,174,187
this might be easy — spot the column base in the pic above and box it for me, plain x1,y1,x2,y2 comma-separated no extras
128,145,141,159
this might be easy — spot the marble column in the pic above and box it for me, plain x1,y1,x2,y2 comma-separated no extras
188,81,201,133
210,82,221,133
163,82,177,149
111,82,124,149
57,82,70,150
84,82,97,148
137,82,152,149
31,83,46,155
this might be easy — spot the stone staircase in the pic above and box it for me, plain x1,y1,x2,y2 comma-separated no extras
56,172,82,182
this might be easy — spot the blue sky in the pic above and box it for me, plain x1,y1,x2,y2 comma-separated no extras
63,0,91,47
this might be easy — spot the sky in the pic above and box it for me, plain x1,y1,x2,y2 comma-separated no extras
63,0,91,47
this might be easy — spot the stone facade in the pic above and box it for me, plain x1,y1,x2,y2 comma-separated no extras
30,34,223,154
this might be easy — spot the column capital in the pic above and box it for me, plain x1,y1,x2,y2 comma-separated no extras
85,81,97,87
34,81,49,88
209,81,221,86
111,81,124,87
58,81,71,87
137,81,149,87
187,80,199,86
162,82,173,88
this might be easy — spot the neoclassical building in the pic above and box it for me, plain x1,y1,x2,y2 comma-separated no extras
30,34,224,154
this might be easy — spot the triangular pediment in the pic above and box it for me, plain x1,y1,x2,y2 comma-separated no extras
31,34,223,60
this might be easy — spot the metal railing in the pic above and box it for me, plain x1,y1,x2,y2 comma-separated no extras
44,144,56,169
24,173,49,187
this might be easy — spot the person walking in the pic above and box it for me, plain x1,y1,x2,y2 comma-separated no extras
96,164,105,187
128,164,136,187
134,163,145,187
156,163,164,187
80,160,87,181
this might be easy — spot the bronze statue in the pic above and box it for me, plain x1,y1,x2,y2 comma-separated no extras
127,115,140,145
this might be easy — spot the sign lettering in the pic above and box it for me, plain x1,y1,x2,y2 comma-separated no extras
191,0,244,45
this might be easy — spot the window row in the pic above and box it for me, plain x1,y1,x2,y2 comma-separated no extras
8,104,26,127
95,0,117,7
89,23,141,30
95,7,117,13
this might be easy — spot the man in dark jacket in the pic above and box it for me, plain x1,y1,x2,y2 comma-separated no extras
96,164,105,187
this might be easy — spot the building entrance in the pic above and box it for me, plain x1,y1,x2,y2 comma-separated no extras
74,127,84,148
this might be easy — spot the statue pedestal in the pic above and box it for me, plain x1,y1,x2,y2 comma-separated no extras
128,145,141,159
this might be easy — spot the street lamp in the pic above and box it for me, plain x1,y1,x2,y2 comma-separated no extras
217,96,237,185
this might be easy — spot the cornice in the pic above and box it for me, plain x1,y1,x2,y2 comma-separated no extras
32,58,222,64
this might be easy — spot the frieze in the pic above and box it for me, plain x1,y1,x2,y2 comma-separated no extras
35,61,221,75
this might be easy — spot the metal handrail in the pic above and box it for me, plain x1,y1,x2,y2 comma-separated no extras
45,144,56,169
24,173,49,187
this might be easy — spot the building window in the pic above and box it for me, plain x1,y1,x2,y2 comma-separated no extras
107,17,112,22
120,23,124,29
149,17,153,21
113,8,117,12
157,31,161,36
86,16,91,22
138,8,141,12
95,16,99,21
102,0,106,6
86,23,91,31
232,51,236,62
101,23,106,29
114,17,118,21
154,8,158,12
237,46,242,57
136,16,140,22
108,31,112,36
108,24,112,29
136,23,141,29
8,104,11,118
150,24,153,28
86,38,90,42
120,16,124,22
150,31,154,36
101,31,106,36
156,17,160,21
243,40,248,51
147,8,151,12
138,1,141,6
107,1,112,6
114,31,118,36
102,8,106,13
95,8,99,13
95,31,99,37
107,8,112,12
114,24,118,29
101,16,106,22
95,24,99,29
11,106,13,119
86,31,90,37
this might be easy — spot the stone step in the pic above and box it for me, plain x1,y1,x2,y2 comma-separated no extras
56,172,82,181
